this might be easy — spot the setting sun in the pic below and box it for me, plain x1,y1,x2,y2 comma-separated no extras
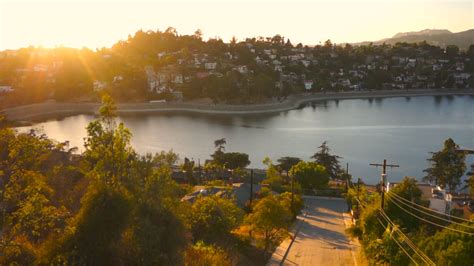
1,0,472,50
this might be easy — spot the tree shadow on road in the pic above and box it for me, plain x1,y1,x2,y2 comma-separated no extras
303,214,338,226
295,220,352,251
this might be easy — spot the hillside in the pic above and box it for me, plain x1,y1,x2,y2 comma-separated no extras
355,29,474,50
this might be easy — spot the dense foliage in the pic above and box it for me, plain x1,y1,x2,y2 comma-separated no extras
347,176,474,265
0,96,305,264
423,138,466,192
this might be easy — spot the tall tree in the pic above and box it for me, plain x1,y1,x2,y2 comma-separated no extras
244,195,291,259
311,141,342,179
83,94,136,189
277,156,301,176
423,138,466,192
289,161,329,190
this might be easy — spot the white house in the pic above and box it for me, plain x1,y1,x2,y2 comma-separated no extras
204,62,217,70
236,65,248,74
0,86,13,94
93,80,107,92
387,182,452,214
33,64,48,72
113,75,124,83
304,80,314,90
172,74,184,84
432,64,443,71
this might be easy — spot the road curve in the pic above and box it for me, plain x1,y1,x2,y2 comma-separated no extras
2,89,473,121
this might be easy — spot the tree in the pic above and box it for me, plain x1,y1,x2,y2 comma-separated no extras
262,157,285,193
289,161,329,190
4,170,69,243
464,174,474,196
311,141,342,179
385,177,423,230
445,45,460,58
187,196,243,244
217,152,251,170
184,241,231,266
423,138,466,192
83,94,137,189
182,157,196,185
278,192,303,217
152,149,179,167
44,184,133,265
421,222,474,265
211,139,250,171
277,156,301,178
212,138,226,158
245,195,291,258
43,95,187,264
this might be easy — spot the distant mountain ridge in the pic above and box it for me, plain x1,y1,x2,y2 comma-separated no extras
354,29,474,50
392,29,452,38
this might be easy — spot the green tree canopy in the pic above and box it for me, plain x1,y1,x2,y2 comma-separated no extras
187,195,243,244
311,141,342,179
244,195,291,258
289,161,329,190
423,138,466,192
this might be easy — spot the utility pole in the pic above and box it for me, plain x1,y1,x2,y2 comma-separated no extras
249,169,254,206
291,172,294,211
198,159,201,185
357,177,361,204
345,162,349,192
369,159,399,210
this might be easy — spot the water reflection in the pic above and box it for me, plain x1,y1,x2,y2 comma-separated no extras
16,96,474,184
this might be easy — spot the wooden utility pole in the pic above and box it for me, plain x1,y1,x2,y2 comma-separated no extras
357,178,361,203
345,162,350,192
249,169,254,206
291,172,294,211
369,159,399,210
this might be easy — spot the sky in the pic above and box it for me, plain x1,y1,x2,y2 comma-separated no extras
0,0,472,50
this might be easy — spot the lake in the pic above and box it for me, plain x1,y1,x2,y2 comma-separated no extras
16,95,474,185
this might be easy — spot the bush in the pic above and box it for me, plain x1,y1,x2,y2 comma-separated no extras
185,241,232,266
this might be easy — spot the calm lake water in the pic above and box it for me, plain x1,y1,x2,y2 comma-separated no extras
17,95,474,185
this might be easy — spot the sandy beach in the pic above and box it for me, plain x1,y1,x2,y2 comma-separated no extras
2,89,473,122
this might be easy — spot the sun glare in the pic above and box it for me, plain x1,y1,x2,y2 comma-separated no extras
0,0,472,50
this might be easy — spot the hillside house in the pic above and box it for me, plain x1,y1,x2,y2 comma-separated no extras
304,80,314,90
0,86,13,94
93,80,107,92
204,62,217,70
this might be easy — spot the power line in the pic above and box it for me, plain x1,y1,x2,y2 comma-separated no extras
378,209,435,265
385,194,474,236
386,192,474,230
351,192,434,264
376,216,419,266
387,190,474,224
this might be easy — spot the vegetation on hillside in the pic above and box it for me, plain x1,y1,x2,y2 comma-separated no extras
1,29,473,108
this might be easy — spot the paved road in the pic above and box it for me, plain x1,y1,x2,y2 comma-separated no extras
271,196,356,266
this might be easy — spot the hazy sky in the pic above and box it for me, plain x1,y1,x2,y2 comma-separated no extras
0,0,472,50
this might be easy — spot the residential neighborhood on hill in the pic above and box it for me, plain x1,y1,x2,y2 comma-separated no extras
0,28,473,109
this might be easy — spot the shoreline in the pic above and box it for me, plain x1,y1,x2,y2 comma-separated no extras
2,89,474,122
